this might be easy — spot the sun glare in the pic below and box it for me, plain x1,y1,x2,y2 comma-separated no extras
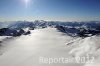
23,0,31,8
25,0,30,3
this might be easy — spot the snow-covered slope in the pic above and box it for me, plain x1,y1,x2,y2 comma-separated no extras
0,36,11,41
0,27,81,66
68,35,100,66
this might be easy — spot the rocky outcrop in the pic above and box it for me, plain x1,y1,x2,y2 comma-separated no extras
0,28,31,37
56,25,100,37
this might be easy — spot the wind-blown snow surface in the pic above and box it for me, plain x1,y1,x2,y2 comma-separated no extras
0,27,100,66
69,36,100,66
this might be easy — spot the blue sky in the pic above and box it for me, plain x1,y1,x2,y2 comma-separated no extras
0,0,100,21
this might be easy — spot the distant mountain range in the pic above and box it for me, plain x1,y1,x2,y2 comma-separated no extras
0,20,100,37
0,20,100,29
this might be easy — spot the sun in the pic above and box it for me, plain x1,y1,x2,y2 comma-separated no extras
25,0,30,4
23,0,31,8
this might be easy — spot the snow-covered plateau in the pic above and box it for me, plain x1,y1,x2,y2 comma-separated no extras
0,21,100,66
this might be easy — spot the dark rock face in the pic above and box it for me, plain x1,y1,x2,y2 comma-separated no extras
29,27,35,30
23,31,31,35
56,26,66,33
0,28,30,36
56,25,100,37
78,29,100,37
0,28,9,36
